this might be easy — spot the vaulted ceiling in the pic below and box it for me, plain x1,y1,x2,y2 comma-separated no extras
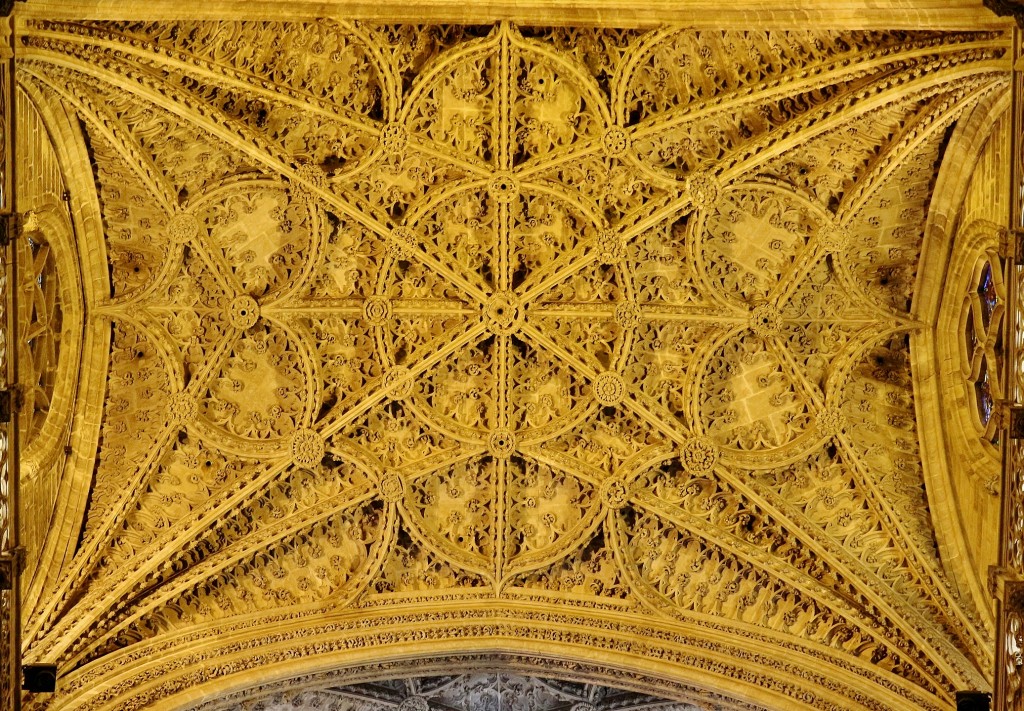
10,6,1013,711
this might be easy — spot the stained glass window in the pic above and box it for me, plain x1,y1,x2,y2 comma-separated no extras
18,230,63,446
964,257,1005,443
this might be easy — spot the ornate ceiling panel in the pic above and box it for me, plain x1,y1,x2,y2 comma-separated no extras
12,17,1010,711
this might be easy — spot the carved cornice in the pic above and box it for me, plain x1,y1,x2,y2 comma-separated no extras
13,0,1013,28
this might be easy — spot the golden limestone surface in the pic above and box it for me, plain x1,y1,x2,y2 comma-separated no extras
10,18,1010,711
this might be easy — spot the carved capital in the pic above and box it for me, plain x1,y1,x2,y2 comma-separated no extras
954,691,991,711
0,385,23,423
0,548,24,589
1009,405,1024,439
1009,581,1024,612
991,567,1024,609
1017,228,1024,261
984,0,1024,27
0,212,20,248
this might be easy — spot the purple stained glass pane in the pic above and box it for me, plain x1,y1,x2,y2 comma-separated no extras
976,355,993,426
979,261,998,328
965,307,976,357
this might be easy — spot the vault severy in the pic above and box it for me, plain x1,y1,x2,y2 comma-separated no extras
11,18,1011,711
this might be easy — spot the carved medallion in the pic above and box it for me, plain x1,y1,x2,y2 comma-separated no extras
228,296,260,329
167,213,199,244
290,428,325,468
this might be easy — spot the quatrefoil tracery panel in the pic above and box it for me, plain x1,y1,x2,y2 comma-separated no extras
17,19,1009,711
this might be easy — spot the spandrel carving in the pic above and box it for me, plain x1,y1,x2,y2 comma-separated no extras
512,530,628,598
198,183,316,298
89,133,171,300
407,47,499,166
506,455,599,568
85,321,170,539
374,524,491,593
201,321,311,440
699,330,814,451
406,455,498,566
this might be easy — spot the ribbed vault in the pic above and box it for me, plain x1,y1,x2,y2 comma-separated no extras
12,15,1010,711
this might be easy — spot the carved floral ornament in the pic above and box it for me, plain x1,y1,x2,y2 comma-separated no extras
11,19,1011,711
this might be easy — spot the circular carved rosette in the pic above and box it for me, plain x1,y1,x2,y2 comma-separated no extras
592,372,626,406
596,229,625,266
379,123,409,156
484,292,523,336
294,161,326,189
228,295,260,329
601,476,630,509
379,471,405,503
679,437,720,475
167,392,198,427
363,296,393,326
602,127,631,157
167,213,200,244
822,222,852,253
382,365,414,400
615,301,643,330
488,429,517,458
488,173,519,203
816,407,847,438
750,303,782,339
686,171,721,210
387,226,418,259
290,428,325,468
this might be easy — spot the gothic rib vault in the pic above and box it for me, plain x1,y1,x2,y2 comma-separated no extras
8,12,1014,711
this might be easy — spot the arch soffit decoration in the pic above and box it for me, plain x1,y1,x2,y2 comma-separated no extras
913,87,1011,635
9,14,1013,711
14,74,111,622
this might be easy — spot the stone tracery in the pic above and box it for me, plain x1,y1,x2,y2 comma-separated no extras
10,17,1011,711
